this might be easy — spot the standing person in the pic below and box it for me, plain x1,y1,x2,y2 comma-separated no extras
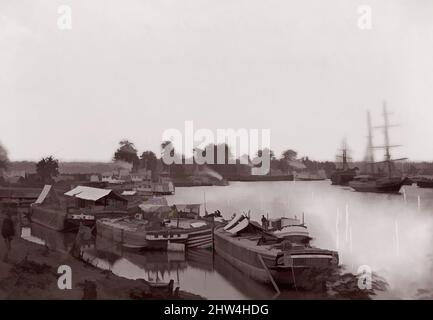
2,211,15,261
261,215,268,230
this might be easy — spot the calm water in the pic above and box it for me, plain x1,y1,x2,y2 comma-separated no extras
21,181,433,299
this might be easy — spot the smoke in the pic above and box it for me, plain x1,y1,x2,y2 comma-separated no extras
114,160,133,171
200,166,223,181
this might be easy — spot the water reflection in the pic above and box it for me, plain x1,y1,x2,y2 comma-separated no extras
21,227,388,299
20,222,76,253
168,181,433,299
19,180,430,299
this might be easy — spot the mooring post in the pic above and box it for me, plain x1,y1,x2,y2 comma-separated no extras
257,254,280,297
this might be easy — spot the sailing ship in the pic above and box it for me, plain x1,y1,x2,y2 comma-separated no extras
213,213,339,288
330,139,358,185
349,104,408,193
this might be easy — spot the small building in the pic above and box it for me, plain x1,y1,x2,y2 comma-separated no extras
131,169,152,182
52,174,75,183
64,186,128,210
90,174,100,182
101,172,124,184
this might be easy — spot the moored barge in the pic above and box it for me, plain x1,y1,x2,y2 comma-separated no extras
213,214,339,287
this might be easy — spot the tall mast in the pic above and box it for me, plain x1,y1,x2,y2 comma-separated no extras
366,111,375,174
338,138,349,170
382,102,392,177
342,138,347,170
373,101,405,177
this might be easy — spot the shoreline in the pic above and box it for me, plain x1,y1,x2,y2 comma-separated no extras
0,214,203,300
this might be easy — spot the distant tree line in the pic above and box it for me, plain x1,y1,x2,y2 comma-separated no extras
0,141,9,185
111,139,337,179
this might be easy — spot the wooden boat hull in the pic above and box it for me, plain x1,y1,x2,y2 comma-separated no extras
213,227,338,287
30,207,67,231
417,180,433,188
163,226,214,249
330,171,357,186
96,219,166,250
227,175,294,182
185,227,213,249
349,178,405,193
97,219,214,251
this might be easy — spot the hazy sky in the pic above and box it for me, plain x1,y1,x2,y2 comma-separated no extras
1,0,433,162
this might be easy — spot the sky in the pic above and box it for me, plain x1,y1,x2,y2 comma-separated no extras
1,0,433,162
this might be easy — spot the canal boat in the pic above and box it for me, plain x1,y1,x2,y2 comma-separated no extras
96,217,186,251
96,211,213,252
213,214,339,288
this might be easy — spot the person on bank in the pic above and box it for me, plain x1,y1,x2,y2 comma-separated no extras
261,215,269,231
2,212,15,261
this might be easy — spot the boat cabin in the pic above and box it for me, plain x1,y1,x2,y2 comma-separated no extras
64,186,128,210
173,204,201,219
224,214,313,249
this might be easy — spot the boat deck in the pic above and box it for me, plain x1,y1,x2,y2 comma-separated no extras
215,228,280,257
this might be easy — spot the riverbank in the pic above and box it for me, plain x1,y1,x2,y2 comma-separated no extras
0,214,203,300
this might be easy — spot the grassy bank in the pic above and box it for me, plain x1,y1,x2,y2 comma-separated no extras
0,214,202,300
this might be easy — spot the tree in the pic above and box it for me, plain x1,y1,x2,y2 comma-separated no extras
256,148,275,161
113,140,139,167
278,158,289,173
36,156,59,182
0,142,8,185
282,149,297,161
140,151,157,171
0,141,8,171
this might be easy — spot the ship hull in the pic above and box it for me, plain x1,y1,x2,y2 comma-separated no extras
213,227,338,287
417,180,433,188
330,172,357,186
96,219,213,251
227,175,294,182
166,226,214,249
349,178,406,194
96,219,166,250
30,207,67,231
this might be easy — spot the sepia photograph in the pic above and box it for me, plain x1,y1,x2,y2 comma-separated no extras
1,0,433,313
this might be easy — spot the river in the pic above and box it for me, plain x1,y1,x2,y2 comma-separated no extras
21,181,433,299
